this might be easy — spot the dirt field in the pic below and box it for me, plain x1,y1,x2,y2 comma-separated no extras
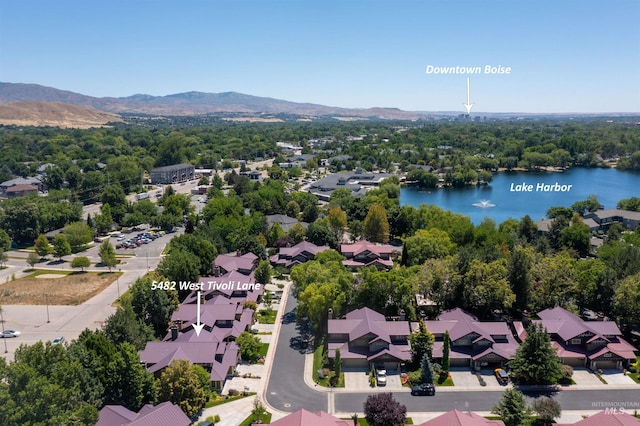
0,271,119,305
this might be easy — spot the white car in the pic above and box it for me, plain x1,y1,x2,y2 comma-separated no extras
0,330,21,338
376,368,387,386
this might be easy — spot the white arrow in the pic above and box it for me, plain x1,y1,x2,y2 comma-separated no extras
193,290,205,336
463,77,474,114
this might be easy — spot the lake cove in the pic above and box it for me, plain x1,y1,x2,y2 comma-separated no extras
400,168,640,225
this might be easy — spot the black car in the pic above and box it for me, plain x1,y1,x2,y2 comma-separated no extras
410,383,435,396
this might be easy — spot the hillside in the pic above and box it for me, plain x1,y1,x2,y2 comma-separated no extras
0,82,428,119
0,101,123,128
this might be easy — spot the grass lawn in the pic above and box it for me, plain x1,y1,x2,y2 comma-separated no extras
311,339,344,387
436,372,455,386
204,392,255,408
259,343,269,358
256,309,277,324
629,356,640,384
239,412,272,426
0,270,120,305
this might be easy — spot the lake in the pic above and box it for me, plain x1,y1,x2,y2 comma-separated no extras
399,168,640,225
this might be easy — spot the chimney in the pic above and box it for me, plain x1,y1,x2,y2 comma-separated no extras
328,308,333,320
170,324,178,341
399,309,406,321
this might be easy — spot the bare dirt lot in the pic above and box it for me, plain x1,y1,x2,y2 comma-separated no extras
0,271,119,305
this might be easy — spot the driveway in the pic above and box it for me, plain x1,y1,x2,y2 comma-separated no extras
601,369,636,385
448,368,508,390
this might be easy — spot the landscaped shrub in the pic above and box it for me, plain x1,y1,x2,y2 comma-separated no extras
628,366,637,374
407,370,422,385
476,373,486,386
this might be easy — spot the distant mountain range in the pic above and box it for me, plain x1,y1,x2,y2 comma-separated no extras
0,82,430,121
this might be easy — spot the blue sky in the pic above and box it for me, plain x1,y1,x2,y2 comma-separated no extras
1,0,639,113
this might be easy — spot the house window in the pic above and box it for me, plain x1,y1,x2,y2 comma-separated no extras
570,338,581,345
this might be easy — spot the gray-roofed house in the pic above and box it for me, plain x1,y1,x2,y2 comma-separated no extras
308,170,395,201
420,308,520,369
266,214,309,233
584,209,640,231
5,183,38,198
0,176,44,194
269,241,330,268
523,306,637,369
96,401,191,426
327,307,412,371
340,240,394,270
150,163,195,184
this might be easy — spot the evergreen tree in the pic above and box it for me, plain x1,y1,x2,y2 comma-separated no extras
508,246,531,314
334,347,342,383
408,321,434,365
509,323,563,385
491,388,530,426
441,330,450,373
420,353,434,384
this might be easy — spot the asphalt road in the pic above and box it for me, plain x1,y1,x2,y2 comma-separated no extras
265,286,327,413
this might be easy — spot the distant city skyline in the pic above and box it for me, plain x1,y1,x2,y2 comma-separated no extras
1,0,639,113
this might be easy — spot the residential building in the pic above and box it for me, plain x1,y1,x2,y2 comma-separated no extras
5,183,38,198
417,409,505,426
266,214,309,233
150,163,195,184
270,409,351,426
340,240,395,270
327,307,412,371
584,209,640,231
421,308,520,369
212,252,258,276
557,410,640,425
96,402,190,426
269,241,330,268
0,176,43,194
519,306,637,369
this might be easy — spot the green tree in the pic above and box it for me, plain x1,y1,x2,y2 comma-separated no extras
235,331,263,363
507,246,532,314
52,233,71,260
26,251,39,269
94,203,113,235
306,221,337,248
508,323,563,385
327,207,348,242
364,204,390,243
334,347,342,383
99,240,117,272
404,228,456,265
288,222,307,243
156,248,201,287
613,272,640,329
255,260,272,285
532,397,561,426
130,277,178,338
408,321,434,365
491,388,530,426
63,221,93,252
0,249,7,268
34,234,51,259
0,229,10,251
71,256,91,272
103,306,155,350
420,353,434,384
158,359,207,416
101,184,128,223
167,233,217,277
104,342,157,411
442,330,450,373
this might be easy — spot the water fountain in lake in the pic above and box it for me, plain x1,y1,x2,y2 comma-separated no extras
472,199,496,208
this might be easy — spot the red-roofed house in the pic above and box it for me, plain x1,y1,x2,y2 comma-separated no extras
530,307,637,369
328,307,412,371
340,240,394,270
270,409,352,426
96,401,190,426
5,184,38,198
212,252,258,276
269,241,330,268
417,409,505,426
557,410,640,425
420,308,520,368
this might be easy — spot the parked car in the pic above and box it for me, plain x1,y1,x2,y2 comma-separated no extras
495,368,509,385
375,366,387,386
52,336,65,345
410,383,436,396
0,330,21,338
